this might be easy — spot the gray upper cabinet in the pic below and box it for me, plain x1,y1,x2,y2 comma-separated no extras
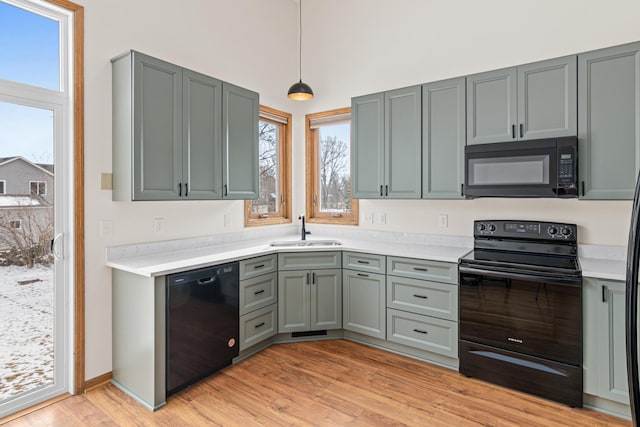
112,50,258,201
222,82,259,200
422,77,465,199
579,42,640,200
466,56,577,145
352,86,421,199
466,67,517,145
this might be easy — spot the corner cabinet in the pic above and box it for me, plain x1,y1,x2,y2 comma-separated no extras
422,77,466,199
112,50,258,201
583,278,629,405
352,86,422,199
578,42,640,200
466,55,577,145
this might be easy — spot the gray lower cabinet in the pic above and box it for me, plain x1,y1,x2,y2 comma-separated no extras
583,278,628,405
352,86,422,199
579,42,640,199
278,252,342,333
112,50,258,201
385,256,458,359
239,255,277,351
422,77,465,199
466,55,577,145
342,252,386,339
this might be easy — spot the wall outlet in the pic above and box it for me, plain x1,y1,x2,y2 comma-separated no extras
100,173,113,190
224,214,232,227
378,212,387,225
153,218,165,233
364,213,374,224
438,214,448,228
100,220,113,237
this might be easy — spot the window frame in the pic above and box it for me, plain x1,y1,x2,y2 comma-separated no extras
9,219,21,229
244,105,292,227
29,180,46,195
305,107,358,225
0,180,5,194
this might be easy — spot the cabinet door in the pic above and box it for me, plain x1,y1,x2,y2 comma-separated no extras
466,67,517,145
222,82,259,200
310,269,342,330
385,86,422,199
597,280,629,404
579,42,640,199
343,270,385,339
278,271,309,332
517,56,577,140
182,69,222,200
352,93,385,199
422,77,465,199
132,52,182,200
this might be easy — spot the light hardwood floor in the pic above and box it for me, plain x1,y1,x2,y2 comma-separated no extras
1,340,631,426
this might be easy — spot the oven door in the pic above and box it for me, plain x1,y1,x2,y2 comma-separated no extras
464,139,558,198
459,265,582,366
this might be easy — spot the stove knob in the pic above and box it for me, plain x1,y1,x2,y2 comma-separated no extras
548,227,558,236
478,224,486,231
488,224,496,232
561,227,572,237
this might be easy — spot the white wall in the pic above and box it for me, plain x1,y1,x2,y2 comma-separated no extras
296,0,640,246
78,0,640,380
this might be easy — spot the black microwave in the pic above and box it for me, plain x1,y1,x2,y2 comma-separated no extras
464,137,578,198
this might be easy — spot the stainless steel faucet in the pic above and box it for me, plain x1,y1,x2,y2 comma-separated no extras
299,215,311,240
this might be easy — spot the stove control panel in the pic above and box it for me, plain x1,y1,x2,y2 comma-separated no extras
474,220,577,242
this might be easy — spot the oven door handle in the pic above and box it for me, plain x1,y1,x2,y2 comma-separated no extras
459,266,582,287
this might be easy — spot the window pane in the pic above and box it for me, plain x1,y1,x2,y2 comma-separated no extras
251,120,279,215
318,123,351,213
0,1,60,90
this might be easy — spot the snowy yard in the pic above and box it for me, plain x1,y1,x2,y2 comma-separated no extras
0,265,53,401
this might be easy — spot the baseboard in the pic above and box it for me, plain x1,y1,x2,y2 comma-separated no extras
84,372,113,392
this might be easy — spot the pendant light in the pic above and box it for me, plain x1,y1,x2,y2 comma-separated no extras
288,0,313,100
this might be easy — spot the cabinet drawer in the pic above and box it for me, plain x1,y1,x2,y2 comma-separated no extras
387,256,457,284
240,272,277,316
278,251,341,271
239,254,276,280
387,308,458,358
343,252,386,274
239,303,277,351
387,276,457,321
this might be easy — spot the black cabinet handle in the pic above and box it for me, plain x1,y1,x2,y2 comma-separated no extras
253,264,265,269
519,123,523,138
413,294,428,299
602,285,606,303
198,277,214,284
185,183,189,197
413,267,428,272
460,183,464,197
224,184,228,197
255,322,265,329
178,182,182,197
413,329,428,335
312,272,316,284
306,272,310,285
581,181,585,197
379,185,383,197
254,289,265,295
356,260,370,265
385,185,389,196
357,273,369,278
511,124,516,139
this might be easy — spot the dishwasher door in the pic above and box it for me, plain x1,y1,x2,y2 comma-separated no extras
166,262,239,395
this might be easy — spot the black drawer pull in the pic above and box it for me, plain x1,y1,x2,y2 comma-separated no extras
255,322,265,329
254,289,265,295
413,267,428,272
357,273,369,278
511,124,516,139
185,182,188,197
413,294,428,299
356,260,370,264
253,264,265,269
519,123,523,138
602,285,606,303
413,328,428,335
379,185,383,197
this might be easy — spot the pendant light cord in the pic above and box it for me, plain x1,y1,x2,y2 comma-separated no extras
299,0,302,81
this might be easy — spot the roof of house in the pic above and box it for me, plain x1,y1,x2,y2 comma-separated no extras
0,156,54,176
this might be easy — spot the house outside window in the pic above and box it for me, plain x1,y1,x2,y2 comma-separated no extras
305,107,358,225
0,180,5,195
9,220,21,229
245,106,292,227
29,180,46,195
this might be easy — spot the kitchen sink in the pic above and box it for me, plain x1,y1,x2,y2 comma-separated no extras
269,239,342,248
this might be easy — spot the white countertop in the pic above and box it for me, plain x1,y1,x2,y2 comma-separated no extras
579,256,627,281
106,234,473,278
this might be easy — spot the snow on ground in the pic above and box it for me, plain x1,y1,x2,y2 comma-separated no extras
0,265,53,401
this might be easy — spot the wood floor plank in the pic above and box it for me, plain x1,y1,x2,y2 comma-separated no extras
1,339,631,426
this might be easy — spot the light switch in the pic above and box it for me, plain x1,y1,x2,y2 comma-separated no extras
101,173,113,190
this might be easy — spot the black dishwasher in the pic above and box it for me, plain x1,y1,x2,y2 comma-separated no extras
166,262,239,396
